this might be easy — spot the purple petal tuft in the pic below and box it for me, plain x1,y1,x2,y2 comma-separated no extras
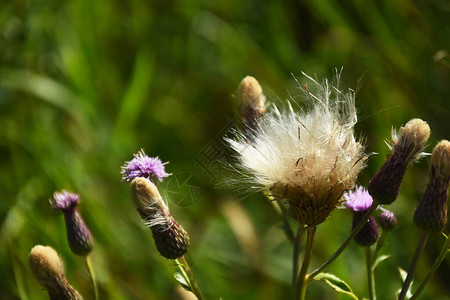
121,149,171,183
344,186,373,212
51,191,80,210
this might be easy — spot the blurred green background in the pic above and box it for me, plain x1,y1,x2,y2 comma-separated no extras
1,0,449,299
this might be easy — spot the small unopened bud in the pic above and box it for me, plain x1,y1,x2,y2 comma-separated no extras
51,191,93,257
414,140,450,232
344,186,379,246
369,119,430,205
130,177,190,259
29,245,83,300
238,76,266,138
377,211,398,231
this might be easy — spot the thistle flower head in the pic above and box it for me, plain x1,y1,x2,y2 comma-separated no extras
121,149,170,183
51,191,80,211
130,177,190,259
369,118,430,205
344,186,373,212
29,245,83,300
227,72,366,225
414,140,450,232
51,191,93,257
344,186,378,246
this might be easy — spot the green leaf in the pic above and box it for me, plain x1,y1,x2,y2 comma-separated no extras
174,271,192,292
314,273,359,300
373,254,391,270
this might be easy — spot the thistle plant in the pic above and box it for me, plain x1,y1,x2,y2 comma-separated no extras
130,177,190,259
51,191,97,300
399,140,450,300
227,72,369,299
369,119,430,205
344,187,379,247
413,140,450,232
238,75,266,139
25,71,450,300
121,150,204,300
227,73,367,226
29,245,83,300
344,187,380,300
51,191,93,257
225,72,450,300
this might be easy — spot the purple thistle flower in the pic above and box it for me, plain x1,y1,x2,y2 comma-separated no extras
344,186,379,246
121,149,171,183
344,186,373,212
51,191,93,257
51,191,80,210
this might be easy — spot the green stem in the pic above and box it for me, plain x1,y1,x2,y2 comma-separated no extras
398,232,429,300
292,225,306,288
307,204,377,282
410,234,450,300
294,226,316,300
176,256,204,300
372,230,387,267
85,255,98,300
265,190,295,244
365,247,376,300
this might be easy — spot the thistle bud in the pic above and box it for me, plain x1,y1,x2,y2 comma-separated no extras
29,245,83,300
51,191,93,257
237,76,266,138
130,177,190,259
377,211,398,231
369,119,430,205
353,213,379,246
414,140,450,232
345,186,379,246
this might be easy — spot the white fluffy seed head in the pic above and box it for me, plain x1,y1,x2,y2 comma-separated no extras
227,73,367,225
